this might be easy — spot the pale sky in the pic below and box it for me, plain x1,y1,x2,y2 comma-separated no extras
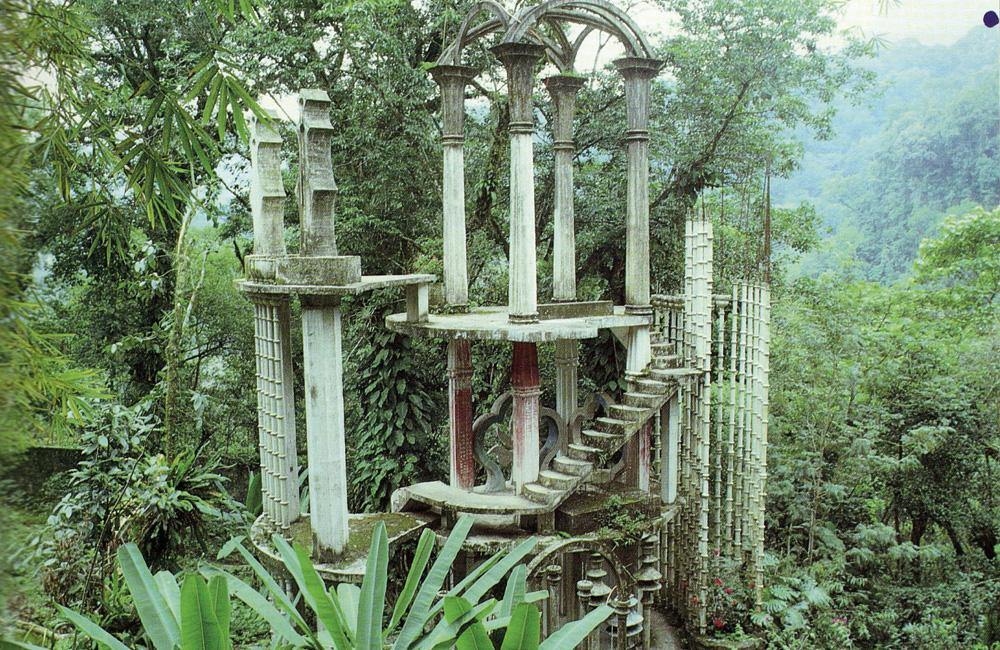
838,0,986,46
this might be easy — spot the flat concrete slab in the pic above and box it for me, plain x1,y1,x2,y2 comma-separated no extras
239,273,436,297
398,481,553,515
385,305,651,342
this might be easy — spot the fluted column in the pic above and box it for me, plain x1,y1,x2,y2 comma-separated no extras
553,340,578,444
511,342,541,491
493,43,545,323
447,340,475,489
430,65,477,309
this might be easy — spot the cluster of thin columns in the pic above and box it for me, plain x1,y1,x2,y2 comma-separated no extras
431,45,661,495
652,215,770,634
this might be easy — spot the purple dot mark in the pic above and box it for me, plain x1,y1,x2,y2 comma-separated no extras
986,10,1000,28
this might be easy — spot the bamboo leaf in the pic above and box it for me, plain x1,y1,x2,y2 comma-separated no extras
500,565,526,618
272,535,352,649
200,566,307,647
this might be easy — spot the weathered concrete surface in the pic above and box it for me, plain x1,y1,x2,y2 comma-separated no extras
239,273,435,297
385,306,650,342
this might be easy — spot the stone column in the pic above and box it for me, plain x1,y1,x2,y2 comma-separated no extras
297,89,338,256
301,296,349,556
511,342,541,491
544,74,585,302
493,43,545,323
553,339,578,445
661,395,680,504
447,339,475,489
430,65,477,309
616,58,661,377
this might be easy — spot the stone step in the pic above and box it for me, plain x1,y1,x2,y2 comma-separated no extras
650,367,701,384
624,391,662,409
539,469,578,490
583,428,622,451
568,443,600,462
595,416,631,435
523,482,562,506
651,354,683,370
552,454,593,477
607,403,649,422
651,341,675,356
650,330,666,345
629,377,669,395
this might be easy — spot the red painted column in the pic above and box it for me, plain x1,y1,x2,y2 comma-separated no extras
448,340,475,489
511,342,541,492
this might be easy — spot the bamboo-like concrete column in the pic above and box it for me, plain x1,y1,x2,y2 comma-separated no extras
511,342,542,492
494,43,545,323
756,284,771,599
448,340,475,489
545,74,585,430
297,90,338,255
430,65,477,309
248,114,299,532
617,57,661,376
298,90,349,556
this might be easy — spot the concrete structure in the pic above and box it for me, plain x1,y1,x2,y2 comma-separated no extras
239,2,771,644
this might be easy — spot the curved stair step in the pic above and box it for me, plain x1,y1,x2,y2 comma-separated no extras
629,377,668,395
539,469,578,490
523,482,561,505
583,428,621,451
568,443,600,462
651,341,675,356
650,367,700,383
652,354,683,370
607,403,648,422
624,391,662,409
595,416,631,435
553,454,593,476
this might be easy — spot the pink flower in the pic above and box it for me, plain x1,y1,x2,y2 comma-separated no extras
713,617,726,630
713,577,724,587
724,587,734,595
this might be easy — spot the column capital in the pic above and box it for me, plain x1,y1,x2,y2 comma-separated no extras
492,42,546,133
613,57,664,79
428,63,479,85
542,73,586,94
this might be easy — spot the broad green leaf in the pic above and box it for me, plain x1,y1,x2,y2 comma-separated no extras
56,605,131,650
459,537,537,605
181,574,223,650
416,599,497,650
154,570,181,624
273,535,352,649
208,575,232,648
200,566,307,647
392,515,475,649
539,604,612,649
117,543,180,650
227,539,309,632
357,521,389,650
443,597,493,650
386,527,434,637
336,583,360,639
500,603,539,650
500,565,526,617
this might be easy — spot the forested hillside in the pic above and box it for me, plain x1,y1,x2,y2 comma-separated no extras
774,27,999,280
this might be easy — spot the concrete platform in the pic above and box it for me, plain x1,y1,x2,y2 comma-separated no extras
250,511,437,584
238,273,436,297
385,305,651,342
394,481,553,515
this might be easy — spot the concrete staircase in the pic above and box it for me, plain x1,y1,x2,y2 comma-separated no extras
521,334,686,508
